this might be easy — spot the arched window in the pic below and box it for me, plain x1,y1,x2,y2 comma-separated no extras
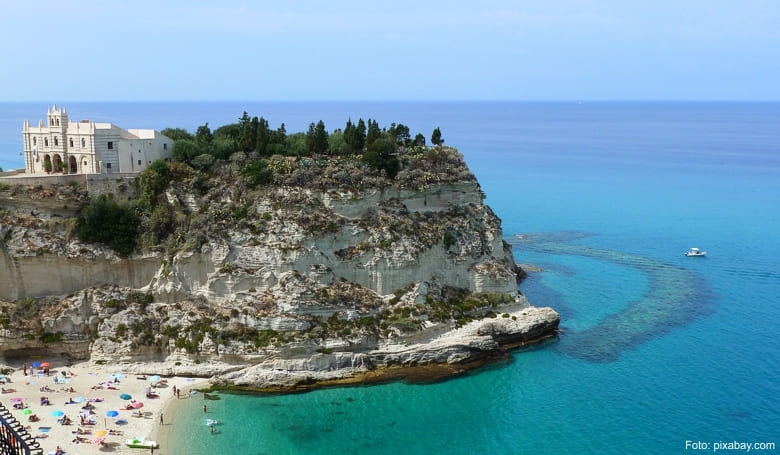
56,118,60,126
81,138,86,147
69,138,74,147
45,138,49,146
33,137,37,146
54,137,59,146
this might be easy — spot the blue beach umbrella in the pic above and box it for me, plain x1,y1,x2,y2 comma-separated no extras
31,362,41,368
149,375,161,382
106,410,119,417
119,394,132,400
51,410,64,417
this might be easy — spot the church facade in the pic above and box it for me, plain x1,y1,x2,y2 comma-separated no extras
22,105,173,175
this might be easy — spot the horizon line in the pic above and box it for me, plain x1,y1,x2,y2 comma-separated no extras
2,99,780,104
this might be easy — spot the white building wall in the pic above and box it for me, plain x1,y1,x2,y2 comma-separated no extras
22,106,172,176
93,128,122,173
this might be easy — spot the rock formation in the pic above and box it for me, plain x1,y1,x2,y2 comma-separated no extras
0,147,558,390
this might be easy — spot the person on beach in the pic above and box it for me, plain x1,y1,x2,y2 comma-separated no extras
160,413,164,425
203,405,207,413
22,363,27,376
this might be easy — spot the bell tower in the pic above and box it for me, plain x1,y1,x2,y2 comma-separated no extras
47,104,69,172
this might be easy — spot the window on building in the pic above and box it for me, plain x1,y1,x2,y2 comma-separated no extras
107,141,113,149
45,138,49,146
138,160,142,165
81,138,86,147
107,163,112,169
56,119,60,126
54,137,58,146
163,143,167,150
33,137,37,146
69,138,73,147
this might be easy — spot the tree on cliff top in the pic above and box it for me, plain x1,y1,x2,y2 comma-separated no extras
431,127,444,148
363,137,400,179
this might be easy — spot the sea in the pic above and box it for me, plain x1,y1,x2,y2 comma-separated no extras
1,102,778,454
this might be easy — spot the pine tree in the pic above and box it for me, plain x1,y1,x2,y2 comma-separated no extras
256,117,270,155
366,119,381,148
344,118,356,150
431,127,444,148
305,122,316,154
313,120,329,154
354,119,366,153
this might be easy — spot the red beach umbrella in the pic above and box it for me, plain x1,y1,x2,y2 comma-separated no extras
40,362,51,368
131,402,144,409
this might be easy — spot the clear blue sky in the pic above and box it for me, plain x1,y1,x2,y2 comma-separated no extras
1,0,778,101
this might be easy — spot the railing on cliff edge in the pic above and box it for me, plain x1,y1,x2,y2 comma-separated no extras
0,403,43,455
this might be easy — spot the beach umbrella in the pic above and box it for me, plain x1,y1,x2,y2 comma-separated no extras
21,409,32,415
131,402,144,409
92,436,106,445
94,429,108,437
31,362,41,368
115,419,127,425
72,397,86,403
51,410,64,417
40,362,51,368
119,394,132,400
106,410,119,417
149,375,161,382
9,397,22,403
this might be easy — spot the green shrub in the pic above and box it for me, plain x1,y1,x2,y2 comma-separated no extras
443,231,456,249
39,332,63,343
242,159,272,187
77,195,140,256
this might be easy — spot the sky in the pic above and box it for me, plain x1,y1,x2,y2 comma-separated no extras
0,0,778,101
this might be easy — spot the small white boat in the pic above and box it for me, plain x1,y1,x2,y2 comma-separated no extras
684,247,707,257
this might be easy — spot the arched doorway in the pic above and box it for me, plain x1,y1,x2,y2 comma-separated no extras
69,156,78,174
43,155,52,173
52,154,62,173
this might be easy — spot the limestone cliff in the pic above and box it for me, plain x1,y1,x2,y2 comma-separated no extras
0,147,558,389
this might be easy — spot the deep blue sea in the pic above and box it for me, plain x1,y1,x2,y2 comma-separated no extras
2,102,778,454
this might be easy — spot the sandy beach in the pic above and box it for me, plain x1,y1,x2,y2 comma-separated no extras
0,359,208,455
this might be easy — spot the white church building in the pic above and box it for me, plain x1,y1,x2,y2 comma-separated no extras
22,105,173,175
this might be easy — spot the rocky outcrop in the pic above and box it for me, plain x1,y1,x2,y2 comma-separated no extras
0,148,559,390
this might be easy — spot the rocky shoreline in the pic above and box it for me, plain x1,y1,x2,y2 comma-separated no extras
209,305,559,392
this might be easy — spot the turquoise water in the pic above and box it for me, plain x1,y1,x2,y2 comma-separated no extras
2,102,778,453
